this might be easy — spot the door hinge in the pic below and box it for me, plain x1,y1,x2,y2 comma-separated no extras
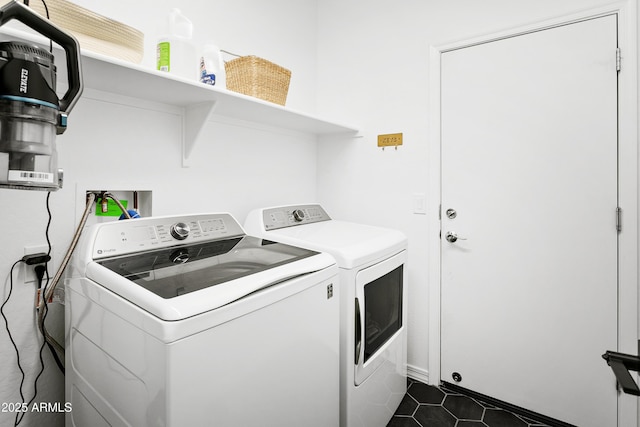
616,48,621,71
617,207,622,232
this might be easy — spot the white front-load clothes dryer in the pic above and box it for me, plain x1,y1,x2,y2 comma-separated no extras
65,212,340,427
244,204,407,427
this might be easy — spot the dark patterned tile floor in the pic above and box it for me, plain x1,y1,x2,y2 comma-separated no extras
387,379,551,427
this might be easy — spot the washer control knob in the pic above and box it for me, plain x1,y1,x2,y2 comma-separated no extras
170,222,190,240
292,209,305,222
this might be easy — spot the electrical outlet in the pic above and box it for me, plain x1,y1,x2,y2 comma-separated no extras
23,245,52,284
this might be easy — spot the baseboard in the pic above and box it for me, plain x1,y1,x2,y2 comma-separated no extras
441,382,576,427
407,364,429,384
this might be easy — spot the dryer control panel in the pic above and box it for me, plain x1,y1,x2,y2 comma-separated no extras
89,213,245,259
262,204,331,230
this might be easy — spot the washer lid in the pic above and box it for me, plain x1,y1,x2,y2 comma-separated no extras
86,237,335,321
244,205,408,268
251,220,406,269
76,212,336,321
97,236,317,299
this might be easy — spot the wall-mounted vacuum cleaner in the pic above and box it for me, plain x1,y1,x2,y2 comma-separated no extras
0,0,82,191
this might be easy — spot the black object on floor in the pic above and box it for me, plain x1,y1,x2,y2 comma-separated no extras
387,378,552,427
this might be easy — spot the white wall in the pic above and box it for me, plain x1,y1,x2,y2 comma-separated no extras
315,0,636,382
74,0,318,112
0,2,319,426
1,1,637,426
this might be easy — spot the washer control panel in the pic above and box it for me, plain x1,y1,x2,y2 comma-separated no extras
91,213,245,259
262,204,331,230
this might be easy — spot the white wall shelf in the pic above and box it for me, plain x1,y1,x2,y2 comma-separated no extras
77,51,360,166
80,50,359,135
0,27,359,165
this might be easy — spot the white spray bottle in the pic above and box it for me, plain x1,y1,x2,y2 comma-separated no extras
200,43,226,89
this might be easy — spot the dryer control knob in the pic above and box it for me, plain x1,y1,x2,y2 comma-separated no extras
292,209,305,222
170,222,190,240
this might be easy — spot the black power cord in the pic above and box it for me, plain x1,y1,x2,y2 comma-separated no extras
37,0,52,54
37,265,64,373
40,0,49,19
40,192,64,374
12,264,51,426
21,0,52,52
2,192,59,426
2,254,53,427
1,260,27,427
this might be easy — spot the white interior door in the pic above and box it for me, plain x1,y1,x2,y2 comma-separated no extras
440,15,618,427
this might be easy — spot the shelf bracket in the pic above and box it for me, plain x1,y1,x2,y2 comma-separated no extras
182,101,218,167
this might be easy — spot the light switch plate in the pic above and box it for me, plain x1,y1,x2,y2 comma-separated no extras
413,193,427,215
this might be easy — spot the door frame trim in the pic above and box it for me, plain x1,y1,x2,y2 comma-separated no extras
427,2,638,425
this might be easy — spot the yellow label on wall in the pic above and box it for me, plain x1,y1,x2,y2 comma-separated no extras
378,133,403,148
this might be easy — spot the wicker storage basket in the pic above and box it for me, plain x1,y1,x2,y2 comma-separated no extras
225,56,291,106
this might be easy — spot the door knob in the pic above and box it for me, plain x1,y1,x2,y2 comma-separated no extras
445,231,466,243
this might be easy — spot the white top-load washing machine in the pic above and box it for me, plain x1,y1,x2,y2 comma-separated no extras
65,212,340,427
244,204,407,427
